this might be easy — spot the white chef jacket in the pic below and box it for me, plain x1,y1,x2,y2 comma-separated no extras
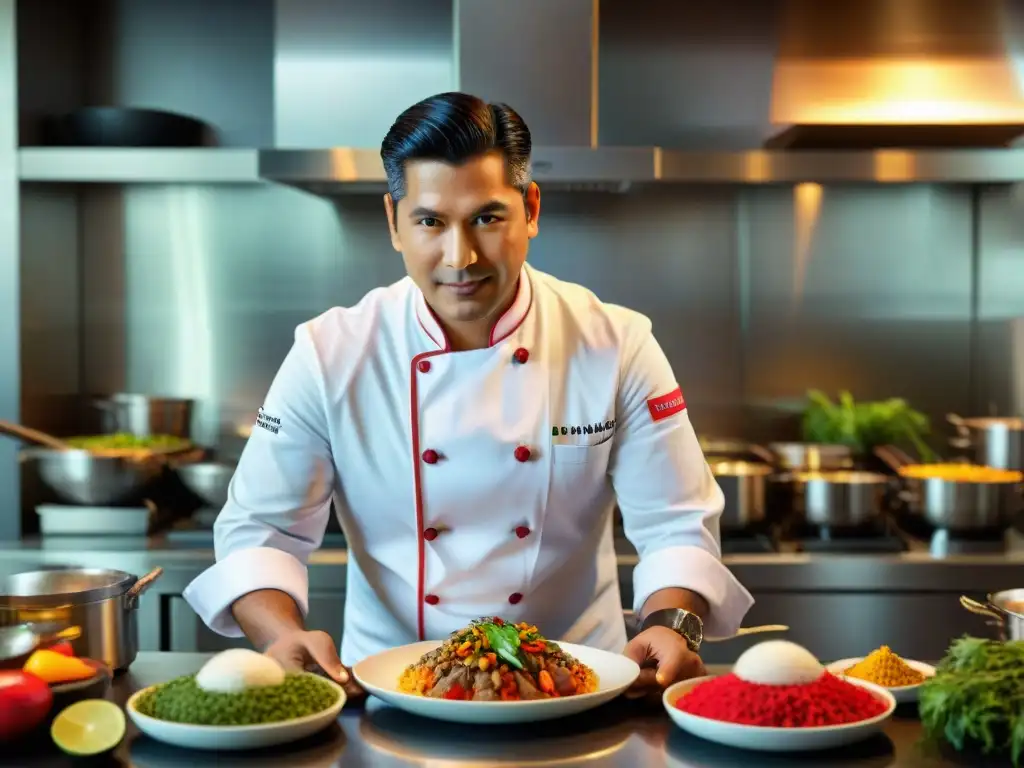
183,263,753,666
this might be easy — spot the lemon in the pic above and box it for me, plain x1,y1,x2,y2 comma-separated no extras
51,699,126,756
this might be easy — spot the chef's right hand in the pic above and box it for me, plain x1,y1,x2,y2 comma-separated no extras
263,629,365,697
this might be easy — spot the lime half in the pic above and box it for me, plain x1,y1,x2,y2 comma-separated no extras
51,699,126,756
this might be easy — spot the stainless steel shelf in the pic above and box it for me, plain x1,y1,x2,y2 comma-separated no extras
18,148,260,183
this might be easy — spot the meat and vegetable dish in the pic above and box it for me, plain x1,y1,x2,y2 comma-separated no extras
399,617,598,701
64,432,191,458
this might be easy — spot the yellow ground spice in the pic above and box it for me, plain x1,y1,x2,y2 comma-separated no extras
844,646,925,687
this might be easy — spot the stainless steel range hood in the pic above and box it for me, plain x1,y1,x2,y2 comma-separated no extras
261,0,659,194
764,0,1024,149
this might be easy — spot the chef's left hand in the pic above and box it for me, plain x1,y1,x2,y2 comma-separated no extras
623,626,705,701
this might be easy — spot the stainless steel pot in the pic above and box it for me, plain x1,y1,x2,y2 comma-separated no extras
948,414,1024,471
95,394,194,438
710,461,772,529
26,448,166,506
0,566,162,672
176,461,234,508
769,443,853,471
960,592,1024,641
777,470,889,527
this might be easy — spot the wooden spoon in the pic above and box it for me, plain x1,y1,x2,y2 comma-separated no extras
0,420,73,450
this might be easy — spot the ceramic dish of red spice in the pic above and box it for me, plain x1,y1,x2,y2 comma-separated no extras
663,642,896,752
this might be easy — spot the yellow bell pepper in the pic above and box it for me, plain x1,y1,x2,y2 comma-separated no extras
23,649,95,684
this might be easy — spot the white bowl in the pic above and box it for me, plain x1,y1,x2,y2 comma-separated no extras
663,675,896,752
352,640,639,724
826,657,936,703
125,673,346,751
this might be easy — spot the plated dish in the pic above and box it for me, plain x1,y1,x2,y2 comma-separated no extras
126,649,346,751
354,617,639,724
664,640,896,752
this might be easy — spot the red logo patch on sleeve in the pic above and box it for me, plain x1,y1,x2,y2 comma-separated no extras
646,387,687,422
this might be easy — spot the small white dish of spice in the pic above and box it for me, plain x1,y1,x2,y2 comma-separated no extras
827,646,935,703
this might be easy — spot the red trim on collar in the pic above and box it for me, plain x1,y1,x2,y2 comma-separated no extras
415,270,533,351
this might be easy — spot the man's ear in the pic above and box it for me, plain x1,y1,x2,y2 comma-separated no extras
525,182,541,239
383,193,402,252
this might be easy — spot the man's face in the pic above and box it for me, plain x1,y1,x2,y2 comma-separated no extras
384,151,540,331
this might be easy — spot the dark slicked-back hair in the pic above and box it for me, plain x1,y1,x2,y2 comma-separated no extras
380,92,532,205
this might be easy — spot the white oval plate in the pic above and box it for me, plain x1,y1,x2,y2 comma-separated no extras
663,675,896,752
826,657,936,703
126,673,346,751
353,640,639,724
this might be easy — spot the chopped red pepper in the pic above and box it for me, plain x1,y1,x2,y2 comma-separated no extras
492,617,504,626
521,641,545,654
443,683,470,701
46,641,75,657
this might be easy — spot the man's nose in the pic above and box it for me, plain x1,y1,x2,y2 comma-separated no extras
442,227,479,270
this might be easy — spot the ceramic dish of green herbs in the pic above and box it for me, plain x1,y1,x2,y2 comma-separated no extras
126,672,345,751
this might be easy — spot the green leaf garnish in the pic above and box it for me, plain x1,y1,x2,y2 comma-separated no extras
478,622,523,670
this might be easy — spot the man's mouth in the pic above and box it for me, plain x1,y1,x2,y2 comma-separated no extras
439,276,491,296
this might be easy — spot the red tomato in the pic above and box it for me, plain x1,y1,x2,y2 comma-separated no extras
0,670,53,741
443,683,469,700
46,641,75,657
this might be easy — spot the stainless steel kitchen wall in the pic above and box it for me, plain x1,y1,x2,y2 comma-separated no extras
66,181,1007,455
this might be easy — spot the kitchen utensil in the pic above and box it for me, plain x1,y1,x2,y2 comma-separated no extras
94,393,195,438
774,471,889,528
947,413,1024,471
960,592,1024,641
176,461,234,508
769,443,853,471
878,445,1022,531
42,107,208,147
353,640,639,724
30,450,165,506
0,567,163,672
0,420,73,450
663,676,895,752
710,460,772,528
704,624,790,642
0,624,81,668
127,673,346,751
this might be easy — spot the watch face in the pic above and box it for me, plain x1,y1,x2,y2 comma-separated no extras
682,612,704,648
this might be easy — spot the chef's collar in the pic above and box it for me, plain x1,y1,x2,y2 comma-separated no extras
415,266,533,352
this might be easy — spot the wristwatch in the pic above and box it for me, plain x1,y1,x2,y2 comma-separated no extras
639,608,704,652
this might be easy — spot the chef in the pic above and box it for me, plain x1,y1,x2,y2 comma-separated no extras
183,91,753,699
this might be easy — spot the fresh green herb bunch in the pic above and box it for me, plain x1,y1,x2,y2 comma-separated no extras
919,636,1024,766
134,672,340,726
801,389,935,459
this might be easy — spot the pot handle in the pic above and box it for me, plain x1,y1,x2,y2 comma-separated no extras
959,595,1007,622
123,567,163,610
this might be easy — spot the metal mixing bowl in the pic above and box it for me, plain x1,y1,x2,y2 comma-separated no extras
29,449,164,506
176,461,234,508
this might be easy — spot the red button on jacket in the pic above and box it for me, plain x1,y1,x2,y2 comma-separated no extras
514,445,531,462
514,526,531,539
425,594,440,605
423,527,438,541
422,449,439,464
508,592,523,604
417,360,431,373
513,347,529,364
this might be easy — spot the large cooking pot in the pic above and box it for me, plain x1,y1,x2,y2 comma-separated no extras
774,470,889,527
948,414,1024,471
95,393,194,439
877,445,1023,531
960,592,1024,641
0,566,162,672
710,461,772,529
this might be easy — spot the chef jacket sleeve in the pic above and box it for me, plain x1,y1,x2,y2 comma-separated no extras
609,326,754,639
182,324,334,637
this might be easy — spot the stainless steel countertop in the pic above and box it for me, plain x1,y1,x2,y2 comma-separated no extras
4,652,998,767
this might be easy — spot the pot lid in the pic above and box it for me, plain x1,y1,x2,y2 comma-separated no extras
0,567,136,608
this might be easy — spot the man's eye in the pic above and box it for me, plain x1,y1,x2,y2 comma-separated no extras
418,218,441,228
474,215,500,226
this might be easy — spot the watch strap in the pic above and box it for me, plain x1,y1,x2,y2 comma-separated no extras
639,607,704,652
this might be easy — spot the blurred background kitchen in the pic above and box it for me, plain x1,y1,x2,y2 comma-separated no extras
2,0,1024,668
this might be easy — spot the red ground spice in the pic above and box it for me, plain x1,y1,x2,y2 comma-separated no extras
675,672,887,728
